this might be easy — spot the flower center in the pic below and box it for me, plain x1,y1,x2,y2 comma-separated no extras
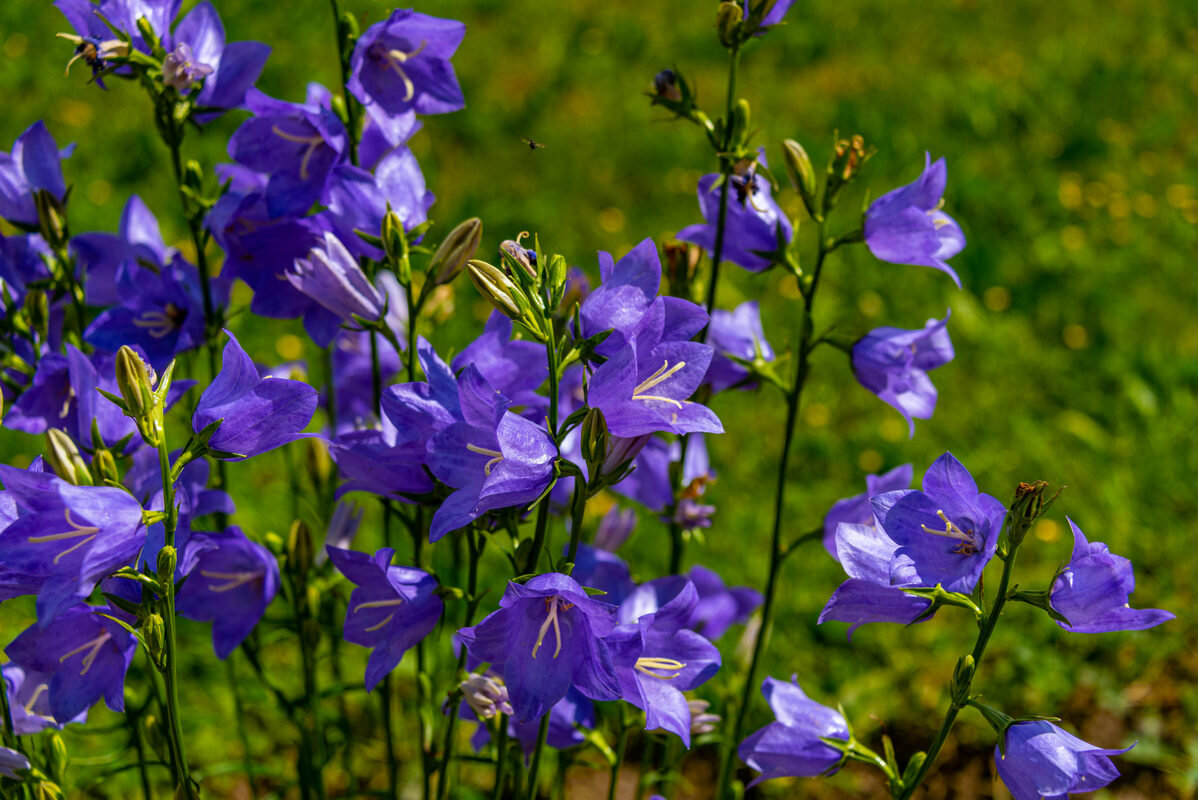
531,596,574,659
132,303,185,339
200,569,262,593
372,40,429,102
271,125,325,181
353,597,405,632
27,509,100,565
919,509,979,555
465,443,505,476
632,360,687,408
634,657,687,680
58,632,112,676
22,683,50,716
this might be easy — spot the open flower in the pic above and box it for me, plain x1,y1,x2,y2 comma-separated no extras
0,121,73,228
852,312,953,437
1050,518,1174,633
822,464,913,557
865,153,965,287
738,676,848,785
995,720,1132,800
705,300,775,392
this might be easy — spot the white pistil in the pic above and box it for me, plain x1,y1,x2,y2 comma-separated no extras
632,360,687,408
354,598,406,612
363,613,395,632
381,41,429,101
920,509,978,555
270,125,325,181
200,570,261,593
23,684,49,715
28,510,101,564
634,657,686,680
531,597,572,660
133,310,175,339
466,443,505,476
58,632,112,676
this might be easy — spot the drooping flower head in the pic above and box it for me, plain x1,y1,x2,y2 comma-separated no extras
327,546,443,691
1049,518,1174,634
458,573,621,722
995,720,1132,800
822,464,913,557
865,152,965,287
738,676,848,785
852,312,953,437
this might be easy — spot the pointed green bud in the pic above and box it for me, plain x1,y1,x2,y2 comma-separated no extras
716,2,743,48
580,407,608,475
902,752,927,786
157,545,176,584
782,138,818,217
115,346,154,420
381,209,406,263
45,429,93,486
47,733,68,784
183,159,203,193
429,217,482,286
142,613,165,665
34,189,68,247
950,654,975,704
26,290,49,342
466,259,524,321
287,519,315,578
91,448,119,484
135,17,161,56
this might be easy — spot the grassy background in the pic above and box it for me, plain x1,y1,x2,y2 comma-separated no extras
1,0,1196,797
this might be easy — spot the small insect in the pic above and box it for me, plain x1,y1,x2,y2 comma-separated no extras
521,137,547,151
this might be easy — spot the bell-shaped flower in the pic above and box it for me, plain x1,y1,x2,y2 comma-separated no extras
3,663,88,734
570,543,636,607
463,684,594,757
452,312,548,418
865,153,965,287
458,573,621,722
852,312,953,437
0,121,73,228
1049,518,1174,633
425,366,556,542
381,337,462,449
0,233,52,311
686,564,762,641
287,232,384,323
347,9,465,143
175,527,279,659
744,0,796,34
705,300,775,392
329,428,436,502
228,84,348,218
677,156,793,273
822,464,913,557
0,466,146,625
72,195,171,306
818,522,933,637
871,452,1006,594
0,746,30,780
594,505,637,552
995,720,1132,800
324,151,435,265
609,577,721,746
327,546,443,691
738,676,848,785
4,603,137,723
193,331,317,460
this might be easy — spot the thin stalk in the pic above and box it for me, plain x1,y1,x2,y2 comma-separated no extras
897,546,1020,799
525,714,551,800
225,656,257,797
606,709,629,800
524,331,562,575
328,0,360,166
490,719,510,800
0,664,14,747
131,706,154,800
716,220,832,797
701,44,742,321
435,530,483,800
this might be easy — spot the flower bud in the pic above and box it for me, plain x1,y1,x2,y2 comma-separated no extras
466,259,524,321
143,613,165,664
306,438,332,488
580,407,609,472
824,134,869,213
729,98,751,150
950,653,975,704
381,209,406,264
34,190,68,247
183,159,204,194
663,241,700,299
116,346,154,420
143,714,167,762
498,237,537,280
135,17,161,55
47,733,68,784
717,2,743,48
782,138,817,215
288,519,315,577
25,290,49,342
429,217,482,286
654,69,682,103
461,673,513,720
45,429,93,486
157,545,177,584
688,699,720,735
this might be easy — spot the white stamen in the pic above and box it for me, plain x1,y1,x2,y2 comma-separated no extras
200,570,261,593
920,509,978,555
58,632,112,676
466,443,505,476
382,41,428,101
271,125,324,181
132,311,175,339
531,597,571,659
634,657,686,680
632,361,687,406
353,598,405,613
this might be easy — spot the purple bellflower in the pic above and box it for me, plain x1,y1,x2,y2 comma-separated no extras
686,564,762,641
3,663,88,734
822,464,913,557
865,153,966,288
452,312,548,418
5,603,137,723
705,300,775,392
193,331,317,460
425,366,557,542
347,9,466,144
327,546,443,691
72,195,170,306
852,312,954,438
1049,518,1174,633
570,543,636,607
738,676,848,785
323,149,435,263
609,577,721,746
315,501,364,566
458,573,621,722
745,0,796,33
0,746,30,780
287,231,384,323
0,121,73,229
677,155,792,273
995,720,1132,800
175,527,279,659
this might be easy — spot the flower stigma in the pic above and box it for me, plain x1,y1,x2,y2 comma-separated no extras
634,656,687,680
632,360,687,408
531,596,574,659
920,509,979,555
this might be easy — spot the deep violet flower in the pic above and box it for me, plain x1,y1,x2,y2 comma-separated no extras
738,676,848,785
686,564,762,641
193,331,317,460
570,543,636,607
995,721,1132,800
0,121,73,228
822,464,913,557
287,231,384,323
175,527,279,659
451,312,548,417
1049,518,1174,633
3,663,88,734
852,312,953,438
458,573,621,722
327,546,442,691
705,300,775,392
864,152,965,287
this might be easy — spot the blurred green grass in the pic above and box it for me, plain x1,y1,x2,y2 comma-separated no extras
1,0,1196,797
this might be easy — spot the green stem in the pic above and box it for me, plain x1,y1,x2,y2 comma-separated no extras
490,719,510,800
701,44,741,321
524,335,561,575
225,656,256,797
328,0,360,166
897,546,1020,799
435,530,483,800
131,703,154,800
606,708,629,800
716,221,832,797
525,714,551,800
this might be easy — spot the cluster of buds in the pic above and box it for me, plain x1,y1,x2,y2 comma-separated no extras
824,133,872,213
466,232,568,343
105,345,175,448
460,673,514,720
